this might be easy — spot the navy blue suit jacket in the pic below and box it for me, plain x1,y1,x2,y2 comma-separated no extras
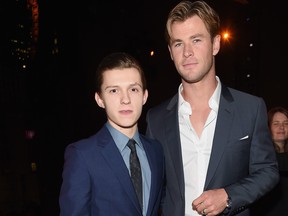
146,85,279,216
59,126,164,216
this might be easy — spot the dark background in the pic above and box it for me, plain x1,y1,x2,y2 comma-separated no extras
0,0,287,215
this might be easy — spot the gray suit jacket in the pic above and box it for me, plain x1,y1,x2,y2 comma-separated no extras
146,85,279,216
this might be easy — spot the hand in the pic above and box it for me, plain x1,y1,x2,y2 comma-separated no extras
192,188,228,215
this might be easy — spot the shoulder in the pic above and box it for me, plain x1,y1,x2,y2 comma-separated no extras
223,86,265,106
222,83,260,100
227,87,261,100
222,86,267,117
147,94,178,115
65,126,110,151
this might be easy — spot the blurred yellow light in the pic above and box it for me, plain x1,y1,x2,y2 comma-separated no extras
31,162,37,172
222,32,230,40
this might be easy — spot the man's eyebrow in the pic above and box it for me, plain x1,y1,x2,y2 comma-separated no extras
104,82,143,90
130,82,143,88
104,85,118,90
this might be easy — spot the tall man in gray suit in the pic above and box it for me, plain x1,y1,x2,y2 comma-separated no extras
145,1,279,216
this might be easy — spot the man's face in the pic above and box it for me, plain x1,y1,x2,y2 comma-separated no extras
168,15,220,84
95,68,148,132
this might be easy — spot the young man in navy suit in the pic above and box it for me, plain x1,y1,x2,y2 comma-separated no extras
146,1,279,216
59,52,164,216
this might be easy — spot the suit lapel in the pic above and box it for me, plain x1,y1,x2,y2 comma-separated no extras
205,86,234,189
99,127,141,212
141,136,156,216
164,95,185,199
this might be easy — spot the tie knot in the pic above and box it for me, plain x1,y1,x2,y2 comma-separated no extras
127,139,136,152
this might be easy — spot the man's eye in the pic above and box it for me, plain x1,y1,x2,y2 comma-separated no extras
175,43,182,47
131,88,139,92
109,89,117,93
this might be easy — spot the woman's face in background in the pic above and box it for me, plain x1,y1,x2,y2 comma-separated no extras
270,112,288,143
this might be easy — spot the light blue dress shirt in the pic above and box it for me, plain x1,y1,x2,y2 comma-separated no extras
105,122,151,216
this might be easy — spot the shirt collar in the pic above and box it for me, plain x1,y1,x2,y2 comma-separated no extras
178,76,221,114
105,122,142,152
209,76,221,112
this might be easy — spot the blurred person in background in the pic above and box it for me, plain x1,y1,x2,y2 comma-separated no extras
253,106,288,215
269,107,288,153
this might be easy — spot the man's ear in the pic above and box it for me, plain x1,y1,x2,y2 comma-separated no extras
95,92,105,108
213,34,221,56
142,89,148,105
168,45,174,61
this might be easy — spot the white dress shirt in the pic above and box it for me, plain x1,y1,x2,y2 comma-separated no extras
178,77,221,216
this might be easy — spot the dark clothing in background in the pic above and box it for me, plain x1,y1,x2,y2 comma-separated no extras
252,152,288,215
